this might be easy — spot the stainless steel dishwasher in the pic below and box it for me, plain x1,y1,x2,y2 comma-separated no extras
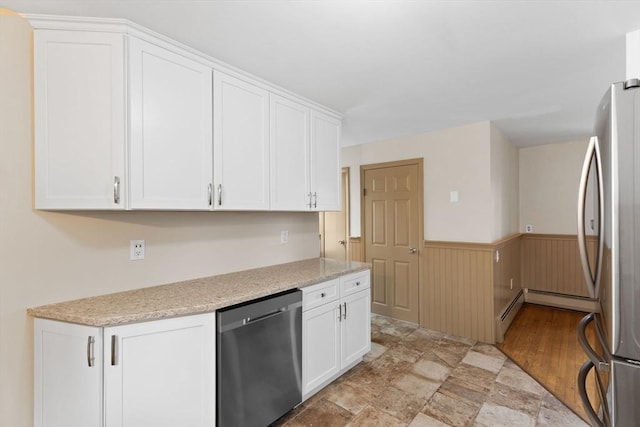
217,289,302,427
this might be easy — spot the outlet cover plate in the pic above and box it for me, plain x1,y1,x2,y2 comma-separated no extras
130,240,145,260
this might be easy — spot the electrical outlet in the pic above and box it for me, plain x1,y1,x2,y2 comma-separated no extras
130,240,145,260
525,224,534,233
280,230,288,244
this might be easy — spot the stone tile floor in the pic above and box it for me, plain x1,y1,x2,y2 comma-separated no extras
276,314,587,427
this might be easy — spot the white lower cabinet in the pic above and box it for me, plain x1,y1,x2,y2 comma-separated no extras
103,315,215,427
301,270,371,398
34,319,103,427
34,313,215,427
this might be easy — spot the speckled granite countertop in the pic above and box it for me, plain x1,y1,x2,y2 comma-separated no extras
27,258,370,327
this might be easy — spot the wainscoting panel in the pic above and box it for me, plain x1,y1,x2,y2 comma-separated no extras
522,234,596,298
493,234,523,319
422,241,495,343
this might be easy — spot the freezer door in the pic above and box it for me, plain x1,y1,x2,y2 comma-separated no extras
610,358,640,426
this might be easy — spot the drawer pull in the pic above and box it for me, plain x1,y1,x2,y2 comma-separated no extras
356,281,360,286
321,292,326,298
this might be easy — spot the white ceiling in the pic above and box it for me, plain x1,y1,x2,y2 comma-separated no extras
5,0,640,147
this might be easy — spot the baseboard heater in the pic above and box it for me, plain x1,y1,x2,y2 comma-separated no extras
495,290,524,343
523,289,598,313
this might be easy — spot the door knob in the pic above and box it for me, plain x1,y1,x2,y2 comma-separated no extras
338,240,346,246
409,247,417,254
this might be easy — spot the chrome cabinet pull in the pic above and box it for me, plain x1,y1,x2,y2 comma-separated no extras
338,304,342,322
217,184,222,206
343,302,347,320
208,183,213,206
308,192,312,209
86,336,95,367
110,335,117,366
313,192,317,208
409,247,417,254
113,176,120,204
338,240,346,246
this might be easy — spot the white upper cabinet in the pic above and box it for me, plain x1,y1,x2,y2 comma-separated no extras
213,71,270,210
310,111,341,211
270,95,341,211
34,30,126,209
129,37,213,210
31,16,341,212
270,94,310,210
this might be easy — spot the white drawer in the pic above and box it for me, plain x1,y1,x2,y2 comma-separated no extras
340,270,370,297
302,279,339,311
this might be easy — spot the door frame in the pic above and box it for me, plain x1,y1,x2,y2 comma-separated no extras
360,158,424,323
320,167,350,259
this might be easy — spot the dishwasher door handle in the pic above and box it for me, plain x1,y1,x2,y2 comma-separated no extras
244,308,286,325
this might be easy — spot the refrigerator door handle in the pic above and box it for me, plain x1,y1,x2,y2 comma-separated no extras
578,136,604,299
578,360,606,427
577,313,610,372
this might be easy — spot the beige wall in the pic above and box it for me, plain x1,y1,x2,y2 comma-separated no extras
343,121,498,243
519,139,589,234
0,13,319,425
490,123,519,240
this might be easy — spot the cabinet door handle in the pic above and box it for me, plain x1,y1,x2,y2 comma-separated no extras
111,335,118,366
343,302,347,320
320,292,326,298
313,192,317,208
355,281,360,286
208,183,213,206
308,192,312,209
217,184,222,206
86,336,95,367
338,304,342,322
113,176,120,204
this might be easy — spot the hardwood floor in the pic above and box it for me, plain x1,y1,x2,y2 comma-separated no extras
496,303,597,423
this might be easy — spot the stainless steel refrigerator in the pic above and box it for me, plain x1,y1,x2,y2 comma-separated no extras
577,80,640,427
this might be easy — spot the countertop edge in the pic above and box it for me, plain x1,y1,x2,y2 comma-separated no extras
27,259,370,327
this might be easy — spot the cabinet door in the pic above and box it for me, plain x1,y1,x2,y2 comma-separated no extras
34,319,103,427
302,302,341,396
310,111,341,211
270,94,311,210
104,313,215,427
213,71,270,210
341,289,371,367
129,37,213,209
34,30,125,209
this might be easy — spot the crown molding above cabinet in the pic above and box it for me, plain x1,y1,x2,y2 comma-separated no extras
28,14,342,212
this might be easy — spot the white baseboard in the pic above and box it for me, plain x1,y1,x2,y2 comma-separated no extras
524,289,597,312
